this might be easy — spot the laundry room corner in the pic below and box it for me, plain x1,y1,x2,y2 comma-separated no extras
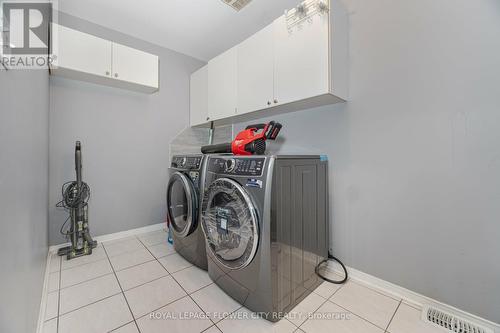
1,1,500,333
47,13,205,246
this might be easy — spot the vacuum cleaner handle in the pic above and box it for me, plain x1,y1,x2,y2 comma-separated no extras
75,141,82,186
201,142,233,154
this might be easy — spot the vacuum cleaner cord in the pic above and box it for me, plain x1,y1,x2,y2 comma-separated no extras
315,252,348,284
56,181,91,236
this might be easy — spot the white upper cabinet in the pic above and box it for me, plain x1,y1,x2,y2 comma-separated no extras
208,46,238,121
54,24,112,78
237,24,275,114
112,43,159,89
273,13,330,105
190,0,348,125
190,65,209,126
50,23,159,94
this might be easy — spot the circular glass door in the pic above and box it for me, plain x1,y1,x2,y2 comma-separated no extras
167,172,197,237
201,178,259,270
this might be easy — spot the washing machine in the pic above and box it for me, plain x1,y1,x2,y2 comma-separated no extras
201,155,329,321
166,154,207,270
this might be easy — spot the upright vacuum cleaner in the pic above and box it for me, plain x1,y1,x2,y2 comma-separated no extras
57,141,97,259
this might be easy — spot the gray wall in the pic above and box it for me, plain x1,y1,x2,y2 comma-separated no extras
0,69,50,332
235,0,500,323
170,125,233,157
49,13,204,245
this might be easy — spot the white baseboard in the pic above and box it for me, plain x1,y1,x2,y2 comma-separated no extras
38,222,166,333
327,262,500,333
36,250,53,333
48,222,166,254
39,225,498,333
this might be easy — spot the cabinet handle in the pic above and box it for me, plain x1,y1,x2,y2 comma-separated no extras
114,73,119,78
206,117,210,121
105,71,110,76
267,101,271,106
274,99,278,104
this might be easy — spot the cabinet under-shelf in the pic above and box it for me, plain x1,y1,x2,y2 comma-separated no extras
189,0,348,127
50,23,159,94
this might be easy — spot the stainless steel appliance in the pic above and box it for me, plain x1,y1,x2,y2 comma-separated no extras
167,154,208,270
201,155,329,321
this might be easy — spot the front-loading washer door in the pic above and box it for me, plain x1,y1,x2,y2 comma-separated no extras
201,178,259,270
167,171,198,238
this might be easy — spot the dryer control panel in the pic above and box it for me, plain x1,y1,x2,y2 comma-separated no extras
171,155,202,170
208,157,266,177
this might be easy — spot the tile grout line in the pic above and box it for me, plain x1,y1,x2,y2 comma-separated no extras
121,271,171,292
56,255,62,333
48,234,185,320
184,280,215,296
51,232,188,332
295,294,331,330
211,305,245,330
58,256,109,273
55,252,179,295
165,270,217,326
136,236,218,329
54,258,155,295
201,324,222,333
56,231,357,333
157,258,194,275
135,236,170,274
133,294,192,322
112,258,158,274
384,299,402,332
296,281,345,330
134,232,282,330
58,249,107,272
59,271,115,291
57,292,123,318
327,298,394,332
324,280,402,331
47,231,168,330
400,300,421,311
102,244,142,333
133,236,193,325
108,320,136,333
135,235,172,261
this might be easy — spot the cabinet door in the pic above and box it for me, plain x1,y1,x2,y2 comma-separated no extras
54,24,112,78
190,65,209,126
237,24,274,114
112,43,159,88
273,14,330,105
208,46,238,121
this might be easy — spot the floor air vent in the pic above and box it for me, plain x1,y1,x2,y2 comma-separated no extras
421,305,493,333
221,0,253,11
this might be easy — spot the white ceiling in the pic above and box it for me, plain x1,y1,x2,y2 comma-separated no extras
58,0,301,61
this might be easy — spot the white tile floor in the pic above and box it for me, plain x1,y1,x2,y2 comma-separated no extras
42,229,443,333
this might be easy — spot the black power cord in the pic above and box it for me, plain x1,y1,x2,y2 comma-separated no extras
56,181,90,236
315,252,348,284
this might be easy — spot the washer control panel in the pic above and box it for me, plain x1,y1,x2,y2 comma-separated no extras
171,156,202,170
208,157,266,177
